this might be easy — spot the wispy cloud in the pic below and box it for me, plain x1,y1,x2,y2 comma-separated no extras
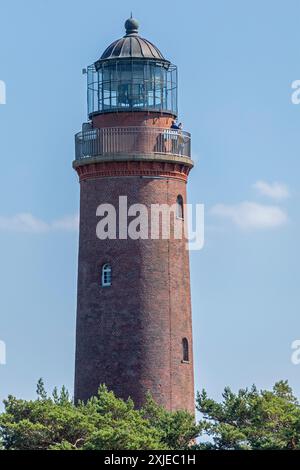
51,215,79,232
253,181,290,200
211,202,288,230
0,213,79,233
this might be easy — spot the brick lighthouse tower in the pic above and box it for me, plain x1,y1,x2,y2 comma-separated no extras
73,17,195,412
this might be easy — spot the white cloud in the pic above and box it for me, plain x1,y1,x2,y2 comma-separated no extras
253,181,290,200
0,213,79,233
211,202,288,230
0,213,48,233
51,214,79,231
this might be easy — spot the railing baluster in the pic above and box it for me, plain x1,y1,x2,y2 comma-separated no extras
75,127,191,161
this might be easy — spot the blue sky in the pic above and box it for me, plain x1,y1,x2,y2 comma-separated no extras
0,0,300,405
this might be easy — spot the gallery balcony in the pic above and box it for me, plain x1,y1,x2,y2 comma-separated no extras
74,127,192,168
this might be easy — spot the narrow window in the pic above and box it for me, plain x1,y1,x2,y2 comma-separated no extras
182,338,189,362
176,195,184,219
102,264,112,287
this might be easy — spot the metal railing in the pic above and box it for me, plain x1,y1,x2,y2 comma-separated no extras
75,127,191,161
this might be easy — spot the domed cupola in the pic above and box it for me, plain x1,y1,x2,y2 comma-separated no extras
87,17,177,117
99,17,166,61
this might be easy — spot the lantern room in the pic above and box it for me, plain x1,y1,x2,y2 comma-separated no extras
87,17,178,118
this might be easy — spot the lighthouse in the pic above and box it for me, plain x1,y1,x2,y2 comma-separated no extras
73,17,195,412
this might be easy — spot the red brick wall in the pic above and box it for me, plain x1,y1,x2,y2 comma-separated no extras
76,161,191,183
74,165,195,413
92,112,174,129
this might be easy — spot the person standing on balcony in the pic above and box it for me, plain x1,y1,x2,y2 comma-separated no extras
170,121,184,154
177,123,185,155
171,120,180,129
170,120,179,153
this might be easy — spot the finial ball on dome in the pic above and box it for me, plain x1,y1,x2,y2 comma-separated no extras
125,16,139,35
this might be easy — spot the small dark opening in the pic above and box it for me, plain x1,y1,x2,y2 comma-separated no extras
182,338,189,362
176,195,184,219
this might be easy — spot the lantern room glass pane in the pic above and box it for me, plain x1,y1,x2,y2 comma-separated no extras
88,59,177,117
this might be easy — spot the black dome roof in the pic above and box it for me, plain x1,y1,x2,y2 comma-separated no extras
99,17,166,61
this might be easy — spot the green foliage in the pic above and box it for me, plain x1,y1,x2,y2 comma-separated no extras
0,381,195,450
141,393,199,450
0,384,91,450
36,378,47,401
79,386,164,450
2,379,300,450
197,380,300,450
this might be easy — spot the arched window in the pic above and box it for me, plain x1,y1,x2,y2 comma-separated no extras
176,195,184,219
182,338,189,362
102,264,112,287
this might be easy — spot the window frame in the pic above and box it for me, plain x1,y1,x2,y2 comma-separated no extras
101,263,112,287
